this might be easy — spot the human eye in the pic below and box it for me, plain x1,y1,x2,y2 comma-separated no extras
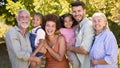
98,19,102,22
73,11,76,13
26,16,29,19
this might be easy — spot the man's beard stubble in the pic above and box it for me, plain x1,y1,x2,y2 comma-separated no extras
18,21,30,28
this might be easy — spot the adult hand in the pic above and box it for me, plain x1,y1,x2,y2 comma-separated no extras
67,57,72,62
34,57,42,64
39,46,47,54
79,46,88,55
91,59,97,66
67,43,73,51
29,56,41,64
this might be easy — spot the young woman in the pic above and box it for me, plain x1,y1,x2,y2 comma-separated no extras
43,14,69,68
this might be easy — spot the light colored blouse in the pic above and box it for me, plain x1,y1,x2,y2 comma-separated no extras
89,29,118,68
5,26,32,68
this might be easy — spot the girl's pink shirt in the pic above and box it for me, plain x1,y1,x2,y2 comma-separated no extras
60,26,77,45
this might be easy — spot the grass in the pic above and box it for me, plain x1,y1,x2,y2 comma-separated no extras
0,43,120,68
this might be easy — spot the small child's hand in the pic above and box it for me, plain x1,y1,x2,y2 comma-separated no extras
39,46,47,54
67,38,73,46
67,57,72,62
35,57,42,64
31,53,35,57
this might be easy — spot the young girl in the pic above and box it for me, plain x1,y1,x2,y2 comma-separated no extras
29,13,46,68
59,13,80,68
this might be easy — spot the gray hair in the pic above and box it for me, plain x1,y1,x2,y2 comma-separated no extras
92,12,109,29
16,9,30,18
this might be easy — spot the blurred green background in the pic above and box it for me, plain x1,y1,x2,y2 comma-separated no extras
0,0,120,68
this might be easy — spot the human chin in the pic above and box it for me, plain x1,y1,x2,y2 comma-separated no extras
75,17,81,22
46,29,55,36
95,26,102,32
18,21,30,28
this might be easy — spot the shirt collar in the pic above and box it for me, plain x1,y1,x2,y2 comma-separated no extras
95,29,108,39
78,17,88,28
33,26,41,30
14,26,29,35
14,26,21,32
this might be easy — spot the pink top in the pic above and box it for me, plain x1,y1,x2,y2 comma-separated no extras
60,26,76,45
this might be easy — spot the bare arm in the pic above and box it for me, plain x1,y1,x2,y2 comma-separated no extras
32,39,46,56
28,56,42,64
67,22,94,55
67,44,88,55
45,36,66,61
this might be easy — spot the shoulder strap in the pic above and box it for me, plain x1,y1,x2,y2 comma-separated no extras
35,27,41,33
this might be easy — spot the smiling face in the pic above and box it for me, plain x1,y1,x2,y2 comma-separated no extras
64,16,73,29
72,6,85,23
92,16,106,33
45,21,56,36
32,15,42,27
17,10,30,28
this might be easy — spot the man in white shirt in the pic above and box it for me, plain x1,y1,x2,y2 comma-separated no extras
67,1,95,68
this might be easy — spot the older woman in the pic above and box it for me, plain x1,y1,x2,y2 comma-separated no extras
89,12,118,68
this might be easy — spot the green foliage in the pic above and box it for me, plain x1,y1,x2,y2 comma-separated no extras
0,0,120,47
31,0,72,15
81,0,120,47
0,23,11,44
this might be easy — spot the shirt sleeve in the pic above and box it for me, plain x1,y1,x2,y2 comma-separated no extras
36,29,45,39
59,28,63,34
104,32,118,64
81,23,95,52
6,30,30,61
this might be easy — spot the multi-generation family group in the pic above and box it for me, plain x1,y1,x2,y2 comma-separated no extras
5,1,119,68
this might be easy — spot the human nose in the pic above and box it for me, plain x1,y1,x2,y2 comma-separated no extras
75,11,79,16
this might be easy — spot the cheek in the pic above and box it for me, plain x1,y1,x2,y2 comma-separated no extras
45,25,48,30
72,13,75,17
70,22,73,25
103,23,106,27
52,26,56,31
99,22,105,27
36,21,41,25
93,24,96,28
64,23,67,27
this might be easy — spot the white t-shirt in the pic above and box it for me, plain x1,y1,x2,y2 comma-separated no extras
31,26,45,47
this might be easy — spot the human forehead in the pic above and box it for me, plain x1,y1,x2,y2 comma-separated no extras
33,15,41,19
19,11,30,17
46,21,56,25
64,16,72,20
72,6,84,11
93,16,104,21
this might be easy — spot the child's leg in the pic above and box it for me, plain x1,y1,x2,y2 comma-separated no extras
30,62,37,68
67,51,80,68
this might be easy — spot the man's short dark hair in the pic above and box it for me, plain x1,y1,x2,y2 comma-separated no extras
71,1,86,9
